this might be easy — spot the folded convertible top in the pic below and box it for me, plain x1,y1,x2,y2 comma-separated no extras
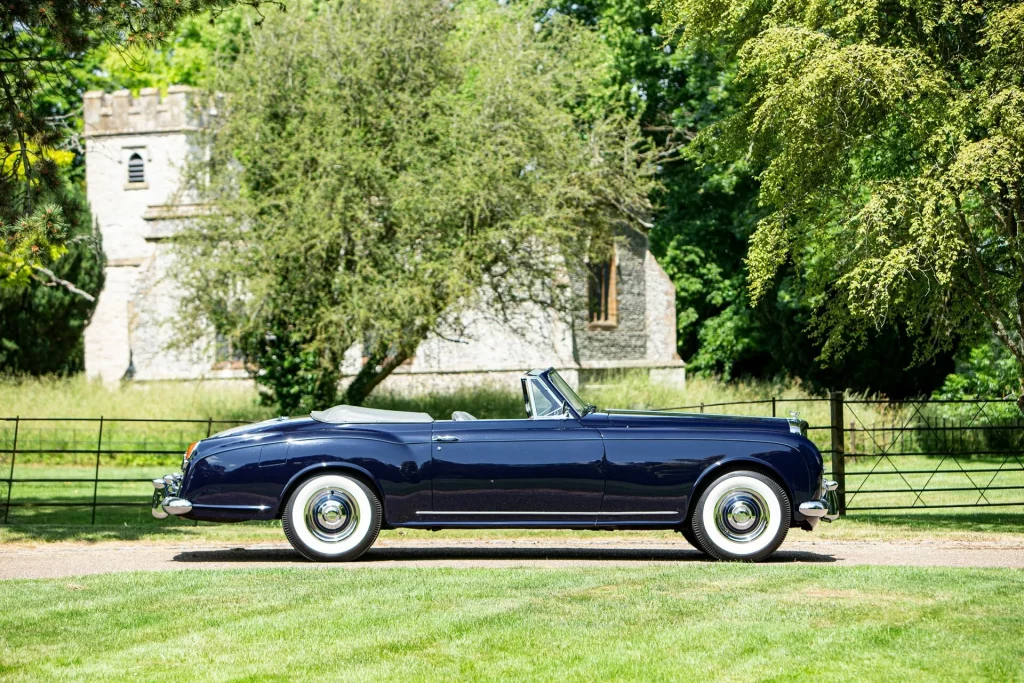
310,405,434,424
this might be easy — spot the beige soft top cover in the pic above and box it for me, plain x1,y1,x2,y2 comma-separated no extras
310,405,434,424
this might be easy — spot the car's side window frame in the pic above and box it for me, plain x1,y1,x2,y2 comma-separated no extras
522,378,570,420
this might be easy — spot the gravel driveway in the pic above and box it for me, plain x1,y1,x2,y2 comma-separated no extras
3,537,1024,579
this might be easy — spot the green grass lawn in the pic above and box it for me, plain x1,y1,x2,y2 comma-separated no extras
1,565,1022,682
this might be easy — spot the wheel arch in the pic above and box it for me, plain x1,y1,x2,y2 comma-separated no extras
276,462,387,522
684,457,794,525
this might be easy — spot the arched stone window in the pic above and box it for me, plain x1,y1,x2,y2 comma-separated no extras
127,153,145,184
587,250,618,328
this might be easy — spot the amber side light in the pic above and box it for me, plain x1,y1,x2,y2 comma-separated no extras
183,441,199,462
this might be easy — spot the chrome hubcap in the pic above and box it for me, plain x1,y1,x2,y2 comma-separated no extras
304,488,359,543
714,488,769,542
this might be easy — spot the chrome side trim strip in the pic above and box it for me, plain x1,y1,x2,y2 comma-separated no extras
416,510,679,516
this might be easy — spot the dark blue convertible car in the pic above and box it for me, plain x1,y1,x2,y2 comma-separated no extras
153,368,837,561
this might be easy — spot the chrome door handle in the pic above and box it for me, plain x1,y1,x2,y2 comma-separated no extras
432,435,460,443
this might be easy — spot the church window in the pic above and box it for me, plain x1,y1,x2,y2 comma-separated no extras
214,333,245,369
587,251,617,328
127,153,145,184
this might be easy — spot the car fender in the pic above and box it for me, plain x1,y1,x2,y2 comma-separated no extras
683,455,795,522
275,460,386,517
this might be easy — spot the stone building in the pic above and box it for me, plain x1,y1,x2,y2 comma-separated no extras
82,87,685,391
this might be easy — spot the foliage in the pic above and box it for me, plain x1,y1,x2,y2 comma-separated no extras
0,0,273,294
657,0,1024,403
935,338,1023,401
88,11,254,92
0,150,103,374
556,1,952,398
176,0,655,413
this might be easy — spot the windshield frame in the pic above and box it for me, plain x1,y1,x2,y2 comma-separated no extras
546,370,590,415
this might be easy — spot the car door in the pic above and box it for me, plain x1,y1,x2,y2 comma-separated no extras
426,417,605,522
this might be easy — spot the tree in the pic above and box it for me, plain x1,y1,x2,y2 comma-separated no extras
0,174,103,373
174,0,655,413
550,0,953,397
657,0,1024,402
0,0,273,294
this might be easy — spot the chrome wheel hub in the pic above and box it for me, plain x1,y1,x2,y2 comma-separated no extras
714,488,769,542
304,488,359,543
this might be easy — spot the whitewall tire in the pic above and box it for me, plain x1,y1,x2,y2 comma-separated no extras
690,470,790,562
678,521,707,555
282,473,382,562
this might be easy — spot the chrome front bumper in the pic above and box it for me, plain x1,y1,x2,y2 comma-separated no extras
151,473,193,519
798,478,839,522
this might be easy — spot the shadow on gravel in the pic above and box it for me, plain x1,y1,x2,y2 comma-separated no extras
172,546,837,564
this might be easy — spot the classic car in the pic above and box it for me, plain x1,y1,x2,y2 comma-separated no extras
152,368,837,562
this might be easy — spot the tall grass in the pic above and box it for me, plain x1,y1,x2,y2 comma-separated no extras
0,375,274,421
0,372,828,421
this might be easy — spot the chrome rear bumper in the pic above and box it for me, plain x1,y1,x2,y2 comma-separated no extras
798,478,839,522
151,473,192,518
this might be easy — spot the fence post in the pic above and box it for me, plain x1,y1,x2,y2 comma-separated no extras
91,417,104,525
3,416,18,524
206,418,214,438
771,397,777,417
829,392,846,515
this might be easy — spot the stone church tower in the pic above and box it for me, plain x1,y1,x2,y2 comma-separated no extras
83,87,685,391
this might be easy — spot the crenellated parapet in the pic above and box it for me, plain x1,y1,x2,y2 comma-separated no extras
83,86,203,137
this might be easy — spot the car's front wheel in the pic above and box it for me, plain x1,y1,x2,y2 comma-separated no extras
690,470,790,562
282,473,382,562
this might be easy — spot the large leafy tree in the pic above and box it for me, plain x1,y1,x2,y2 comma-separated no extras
175,0,655,413
657,0,1024,402
556,0,952,397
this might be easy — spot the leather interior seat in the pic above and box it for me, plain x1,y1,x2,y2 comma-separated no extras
451,411,478,421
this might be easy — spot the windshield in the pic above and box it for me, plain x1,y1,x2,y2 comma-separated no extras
548,370,589,414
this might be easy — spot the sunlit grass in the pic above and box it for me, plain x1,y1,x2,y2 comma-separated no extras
0,370,892,425
1,565,1022,682
0,375,272,421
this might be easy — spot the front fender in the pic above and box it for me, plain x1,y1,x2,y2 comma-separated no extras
684,449,815,522
274,461,386,518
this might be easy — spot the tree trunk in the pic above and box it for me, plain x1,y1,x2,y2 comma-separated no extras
343,348,412,406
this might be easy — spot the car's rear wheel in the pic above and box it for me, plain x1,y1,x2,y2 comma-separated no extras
678,523,706,555
690,470,790,562
282,473,381,562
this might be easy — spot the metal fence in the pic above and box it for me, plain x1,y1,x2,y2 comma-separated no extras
0,417,248,525
659,395,1024,513
2,396,1023,525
